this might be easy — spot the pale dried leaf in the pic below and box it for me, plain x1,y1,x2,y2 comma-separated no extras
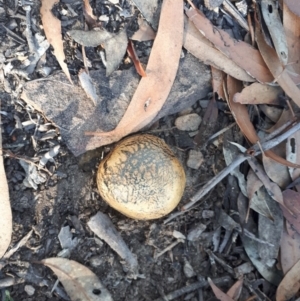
104,30,128,76
0,112,12,258
186,8,273,83
183,17,254,82
262,153,291,188
247,157,285,208
276,258,300,301
284,2,300,75
261,0,288,64
281,189,300,234
226,75,299,168
42,257,113,301
85,0,183,149
256,25,300,108
233,83,282,105
247,169,263,201
40,0,72,84
208,278,235,301
131,17,156,41
280,221,300,275
78,69,99,105
284,0,300,17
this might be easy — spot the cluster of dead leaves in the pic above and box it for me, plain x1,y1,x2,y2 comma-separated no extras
2,0,300,300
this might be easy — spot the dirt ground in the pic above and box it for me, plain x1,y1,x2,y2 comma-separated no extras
0,0,278,300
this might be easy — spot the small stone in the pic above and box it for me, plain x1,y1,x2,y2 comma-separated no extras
25,285,35,296
187,150,204,169
175,113,202,131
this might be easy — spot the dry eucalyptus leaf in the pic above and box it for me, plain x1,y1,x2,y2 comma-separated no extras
183,18,254,82
284,1,300,76
127,40,146,77
104,30,128,76
0,114,12,258
261,0,288,64
262,153,291,188
40,0,72,84
284,0,300,17
256,24,300,108
281,189,300,234
82,0,99,29
86,0,184,149
276,258,300,301
42,257,113,301
280,222,300,275
233,83,282,105
186,8,273,83
226,75,299,168
226,277,243,300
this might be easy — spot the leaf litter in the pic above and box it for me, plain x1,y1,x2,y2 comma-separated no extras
4,0,300,299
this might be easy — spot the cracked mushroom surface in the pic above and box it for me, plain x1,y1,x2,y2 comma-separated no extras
97,134,186,220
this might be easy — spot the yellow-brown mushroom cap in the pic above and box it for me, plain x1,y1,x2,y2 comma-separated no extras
97,134,186,220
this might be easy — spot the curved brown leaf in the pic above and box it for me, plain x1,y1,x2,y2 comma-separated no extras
233,83,282,105
284,0,300,17
226,75,300,168
85,0,183,149
276,258,300,301
42,258,113,301
0,113,12,258
186,8,273,83
40,0,72,84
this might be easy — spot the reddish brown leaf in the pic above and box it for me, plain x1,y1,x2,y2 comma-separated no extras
40,0,72,84
127,40,146,77
233,83,282,105
262,153,291,188
186,8,273,83
82,0,100,29
280,221,300,275
255,23,300,108
85,0,183,149
276,258,300,301
283,2,300,83
281,189,300,235
183,18,255,82
227,277,243,301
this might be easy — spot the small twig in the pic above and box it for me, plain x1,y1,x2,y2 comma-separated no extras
154,239,184,259
208,122,235,142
